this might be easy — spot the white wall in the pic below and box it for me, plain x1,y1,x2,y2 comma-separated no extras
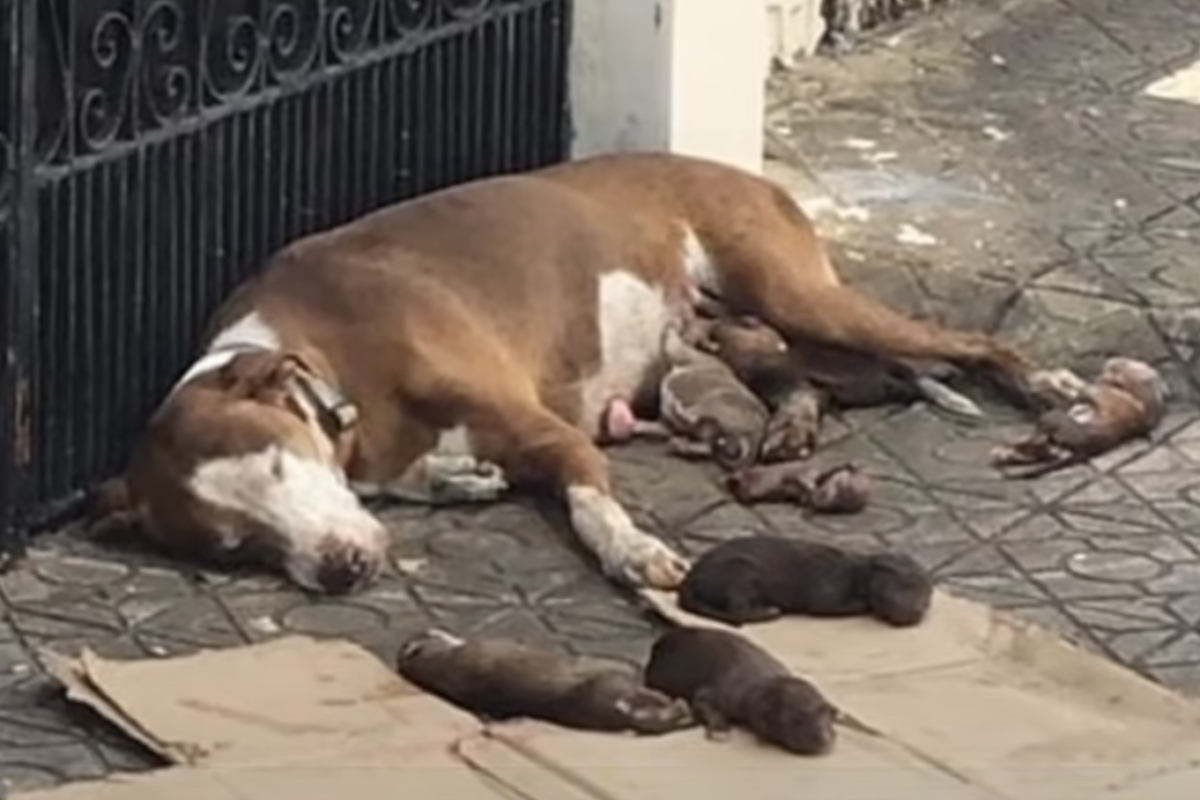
568,0,768,175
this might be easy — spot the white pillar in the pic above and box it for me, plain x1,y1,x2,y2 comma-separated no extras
568,0,768,175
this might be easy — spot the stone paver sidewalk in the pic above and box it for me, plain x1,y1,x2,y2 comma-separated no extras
6,0,1200,793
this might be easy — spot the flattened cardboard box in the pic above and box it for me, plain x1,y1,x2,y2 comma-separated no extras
637,588,1200,800
21,589,1200,800
24,636,518,800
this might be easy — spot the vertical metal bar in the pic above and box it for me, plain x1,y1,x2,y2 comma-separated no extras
553,0,573,161
0,0,17,562
1,0,39,559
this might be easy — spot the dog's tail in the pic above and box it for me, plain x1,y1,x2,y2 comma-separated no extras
83,476,142,540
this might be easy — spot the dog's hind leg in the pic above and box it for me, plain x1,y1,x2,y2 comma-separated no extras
702,213,1034,403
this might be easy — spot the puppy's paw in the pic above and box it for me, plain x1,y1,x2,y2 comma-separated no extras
705,726,734,743
621,694,696,734
1028,368,1087,407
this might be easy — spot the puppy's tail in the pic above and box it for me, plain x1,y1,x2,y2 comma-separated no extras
676,582,780,626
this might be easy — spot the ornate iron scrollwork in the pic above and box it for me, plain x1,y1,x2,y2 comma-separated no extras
326,0,380,63
77,10,135,152
203,1,263,101
385,0,436,37
141,0,197,125
265,0,323,82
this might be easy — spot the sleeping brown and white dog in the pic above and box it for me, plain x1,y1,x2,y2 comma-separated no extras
87,152,1032,595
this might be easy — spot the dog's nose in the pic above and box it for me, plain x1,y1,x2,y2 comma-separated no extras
714,435,751,470
314,543,379,595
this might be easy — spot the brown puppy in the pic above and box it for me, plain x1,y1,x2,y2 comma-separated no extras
691,314,827,461
610,326,771,471
693,295,984,420
756,384,829,462
725,462,871,514
676,535,932,627
693,315,826,463
396,629,694,735
992,357,1169,478
643,626,843,755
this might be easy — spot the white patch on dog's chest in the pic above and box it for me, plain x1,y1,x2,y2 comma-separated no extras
682,226,720,297
579,271,676,435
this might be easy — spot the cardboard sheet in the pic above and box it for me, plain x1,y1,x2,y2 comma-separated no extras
637,587,1200,800
460,719,1009,800
27,636,515,800
23,591,1200,800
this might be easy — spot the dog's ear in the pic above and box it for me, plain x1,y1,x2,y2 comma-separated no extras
84,476,144,540
695,327,721,354
218,351,308,401
90,476,132,517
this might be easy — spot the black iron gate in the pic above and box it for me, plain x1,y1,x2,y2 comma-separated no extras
0,0,572,558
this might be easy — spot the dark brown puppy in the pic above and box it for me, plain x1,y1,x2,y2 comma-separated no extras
693,295,983,420
691,313,827,461
992,357,1169,478
396,629,694,735
676,535,932,627
757,384,829,462
725,462,871,514
643,626,840,755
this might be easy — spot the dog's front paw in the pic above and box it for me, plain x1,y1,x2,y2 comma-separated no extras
611,535,691,590
428,469,509,503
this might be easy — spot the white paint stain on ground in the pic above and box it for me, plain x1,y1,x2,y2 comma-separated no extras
795,194,872,223
1144,57,1200,104
864,150,900,164
897,223,938,247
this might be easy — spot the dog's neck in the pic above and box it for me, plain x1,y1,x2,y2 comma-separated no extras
171,339,359,446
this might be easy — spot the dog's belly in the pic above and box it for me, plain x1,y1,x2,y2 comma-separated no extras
577,270,678,438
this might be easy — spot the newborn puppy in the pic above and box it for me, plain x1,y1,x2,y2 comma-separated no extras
757,383,828,462
992,357,1169,478
725,462,871,514
691,313,796,399
692,315,826,461
619,325,771,471
677,535,932,627
396,629,694,735
692,294,983,419
644,627,846,755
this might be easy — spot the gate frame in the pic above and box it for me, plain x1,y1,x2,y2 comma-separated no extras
1,0,36,565
0,0,575,560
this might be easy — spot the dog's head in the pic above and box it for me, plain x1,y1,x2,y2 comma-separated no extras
742,676,837,756
1096,357,1169,418
696,315,793,387
863,552,933,627
695,416,762,472
121,348,387,595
